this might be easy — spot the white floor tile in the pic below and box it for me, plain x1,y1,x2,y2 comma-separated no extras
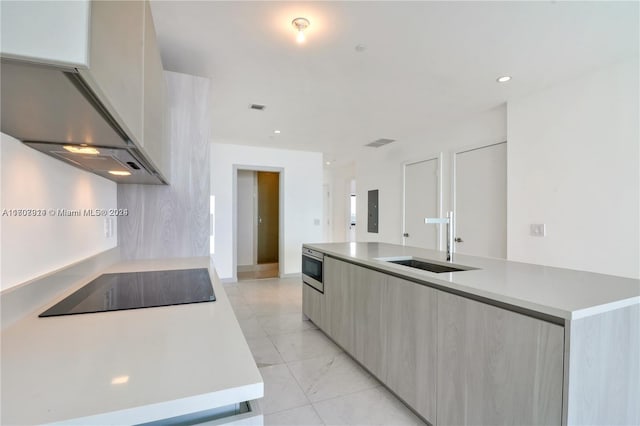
313,386,426,426
258,312,317,336
288,353,379,402
258,364,309,415
237,316,267,339
269,329,341,363
263,404,324,426
246,336,285,368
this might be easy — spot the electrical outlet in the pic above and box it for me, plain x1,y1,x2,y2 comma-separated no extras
104,218,114,238
530,223,546,237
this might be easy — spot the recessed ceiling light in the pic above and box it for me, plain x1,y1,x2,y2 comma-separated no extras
325,161,331,166
496,76,512,83
274,130,281,134
111,375,129,385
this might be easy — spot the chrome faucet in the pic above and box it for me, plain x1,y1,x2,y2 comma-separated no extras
424,211,455,261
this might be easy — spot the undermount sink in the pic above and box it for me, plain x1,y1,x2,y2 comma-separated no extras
378,257,476,273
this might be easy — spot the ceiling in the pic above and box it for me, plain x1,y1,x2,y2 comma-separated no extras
150,1,638,165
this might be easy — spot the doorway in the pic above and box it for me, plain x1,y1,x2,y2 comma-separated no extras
236,169,280,280
403,156,442,249
453,141,507,258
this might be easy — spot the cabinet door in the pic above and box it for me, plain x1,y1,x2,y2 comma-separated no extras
324,258,387,377
324,257,355,353
351,265,387,379
302,283,324,329
142,1,169,178
83,0,145,146
385,276,437,423
437,292,564,426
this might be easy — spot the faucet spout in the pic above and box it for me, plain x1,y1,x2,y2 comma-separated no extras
424,211,455,262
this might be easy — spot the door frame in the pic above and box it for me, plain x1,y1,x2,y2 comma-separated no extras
402,154,443,249
451,140,507,252
232,165,285,282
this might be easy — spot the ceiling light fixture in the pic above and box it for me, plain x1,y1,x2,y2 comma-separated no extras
325,161,331,166
108,170,131,176
274,130,281,134
496,75,512,83
292,17,310,44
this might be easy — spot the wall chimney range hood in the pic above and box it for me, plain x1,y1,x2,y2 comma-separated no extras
0,60,166,185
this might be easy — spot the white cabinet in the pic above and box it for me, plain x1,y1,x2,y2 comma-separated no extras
80,0,145,148
0,0,169,182
141,1,169,177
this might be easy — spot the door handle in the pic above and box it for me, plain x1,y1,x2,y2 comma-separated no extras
454,237,463,243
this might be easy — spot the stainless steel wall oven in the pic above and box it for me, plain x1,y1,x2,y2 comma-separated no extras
302,248,323,293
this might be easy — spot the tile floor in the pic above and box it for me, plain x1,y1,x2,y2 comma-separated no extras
224,277,426,426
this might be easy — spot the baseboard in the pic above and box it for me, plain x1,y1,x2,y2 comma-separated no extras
281,272,302,279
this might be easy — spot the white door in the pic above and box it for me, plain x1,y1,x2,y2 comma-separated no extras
404,158,440,249
454,142,507,258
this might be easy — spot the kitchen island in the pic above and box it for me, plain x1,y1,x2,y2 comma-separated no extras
1,256,263,425
302,242,639,426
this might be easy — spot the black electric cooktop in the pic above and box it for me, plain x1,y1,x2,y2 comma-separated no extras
40,268,215,317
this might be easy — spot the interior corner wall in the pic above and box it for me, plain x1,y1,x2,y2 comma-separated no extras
352,105,507,246
117,71,211,260
507,59,640,278
0,132,117,290
211,143,323,281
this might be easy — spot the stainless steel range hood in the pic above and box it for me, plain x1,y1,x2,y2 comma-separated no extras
1,60,166,185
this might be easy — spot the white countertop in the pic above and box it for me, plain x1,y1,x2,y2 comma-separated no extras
1,257,263,425
305,242,640,321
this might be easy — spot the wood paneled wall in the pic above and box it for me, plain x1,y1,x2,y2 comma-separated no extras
117,71,210,260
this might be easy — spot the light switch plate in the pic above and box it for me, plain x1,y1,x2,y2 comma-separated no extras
104,218,113,238
530,223,546,237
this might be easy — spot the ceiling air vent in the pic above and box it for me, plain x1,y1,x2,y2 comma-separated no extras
365,138,395,148
249,104,266,111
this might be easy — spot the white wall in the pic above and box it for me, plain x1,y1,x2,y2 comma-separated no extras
211,143,323,281
507,59,639,278
348,105,507,246
237,170,255,266
1,133,117,290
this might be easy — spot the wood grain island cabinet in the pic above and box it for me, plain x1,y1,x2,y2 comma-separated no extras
304,256,563,425
437,291,564,425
